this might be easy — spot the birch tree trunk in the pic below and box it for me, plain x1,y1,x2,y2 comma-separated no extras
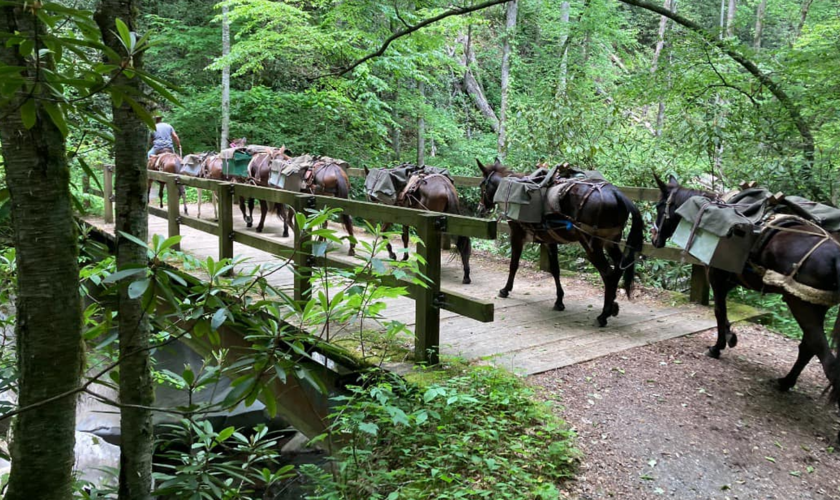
459,27,500,133
417,81,426,166
557,1,571,96
753,0,767,49
726,0,737,38
791,0,814,45
0,5,82,500
95,2,155,499
221,2,231,149
497,0,518,158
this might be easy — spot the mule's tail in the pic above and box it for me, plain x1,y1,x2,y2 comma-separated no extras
617,190,644,299
829,260,840,404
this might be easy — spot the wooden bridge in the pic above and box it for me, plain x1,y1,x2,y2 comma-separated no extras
82,167,754,375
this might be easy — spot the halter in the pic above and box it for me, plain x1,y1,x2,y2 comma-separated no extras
478,171,499,213
651,189,677,235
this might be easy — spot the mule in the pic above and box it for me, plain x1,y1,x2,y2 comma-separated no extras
181,152,216,219
652,175,840,423
302,158,357,257
147,151,188,214
364,165,472,284
245,147,292,234
477,158,643,326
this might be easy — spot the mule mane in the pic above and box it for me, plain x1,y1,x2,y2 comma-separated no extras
672,185,715,208
489,164,527,178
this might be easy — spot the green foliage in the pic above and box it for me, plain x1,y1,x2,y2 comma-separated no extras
304,367,578,500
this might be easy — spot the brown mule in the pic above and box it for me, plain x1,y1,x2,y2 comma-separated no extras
477,158,643,327
147,151,187,214
652,175,840,439
364,165,471,284
246,147,292,234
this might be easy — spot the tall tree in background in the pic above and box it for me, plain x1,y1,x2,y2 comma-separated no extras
0,4,83,499
95,2,155,499
753,0,767,49
497,0,518,158
725,0,737,38
417,81,426,166
221,2,231,149
792,0,814,44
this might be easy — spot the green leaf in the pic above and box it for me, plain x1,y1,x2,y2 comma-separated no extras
261,384,277,418
215,426,235,443
211,307,227,331
181,365,195,387
358,421,379,435
115,18,131,51
42,101,68,137
128,278,150,299
20,98,36,129
103,267,145,283
117,231,149,250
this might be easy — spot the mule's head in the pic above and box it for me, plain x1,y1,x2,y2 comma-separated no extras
476,157,505,216
651,173,682,248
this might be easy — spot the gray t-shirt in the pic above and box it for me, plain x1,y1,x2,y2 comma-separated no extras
153,122,175,150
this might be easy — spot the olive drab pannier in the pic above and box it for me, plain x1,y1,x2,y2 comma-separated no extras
493,166,557,223
270,154,317,191
365,163,421,205
219,147,252,178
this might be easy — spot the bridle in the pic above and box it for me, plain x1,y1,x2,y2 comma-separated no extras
478,171,499,214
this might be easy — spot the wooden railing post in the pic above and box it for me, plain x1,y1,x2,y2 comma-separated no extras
103,164,114,224
441,234,451,250
166,176,181,251
218,183,234,263
689,264,710,305
415,213,443,365
292,194,315,303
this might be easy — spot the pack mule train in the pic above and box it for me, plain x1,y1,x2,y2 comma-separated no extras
364,163,472,284
652,175,840,438
476,158,644,327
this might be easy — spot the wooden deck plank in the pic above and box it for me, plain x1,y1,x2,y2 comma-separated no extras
82,205,762,377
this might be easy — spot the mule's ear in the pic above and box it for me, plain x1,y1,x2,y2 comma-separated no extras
476,158,489,176
668,174,678,186
653,173,668,193
363,165,370,176
494,156,502,166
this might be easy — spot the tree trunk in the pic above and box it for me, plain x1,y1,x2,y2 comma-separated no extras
557,1,571,96
95,2,155,499
719,0,726,39
0,6,82,500
650,0,671,74
753,0,767,49
654,0,676,135
791,0,814,45
220,2,231,149
725,0,737,38
459,27,500,133
497,0,518,158
417,81,426,166
390,88,401,160
619,0,819,195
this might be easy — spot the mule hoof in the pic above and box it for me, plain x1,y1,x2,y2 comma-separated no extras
611,302,620,317
402,254,409,262
282,231,289,238
776,377,795,392
727,333,738,348
499,289,510,298
388,253,398,261
706,346,721,359
553,302,565,312
348,249,356,257
462,277,472,285
256,226,264,234
246,222,253,228
596,316,608,327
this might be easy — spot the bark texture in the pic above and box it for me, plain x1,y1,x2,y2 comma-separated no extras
557,1,571,96
497,0,517,158
95,1,155,499
220,2,230,149
417,81,426,166
792,0,813,45
0,5,82,500
753,0,767,49
725,0,737,38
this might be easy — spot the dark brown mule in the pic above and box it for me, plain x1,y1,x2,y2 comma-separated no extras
652,175,840,434
147,151,188,214
245,147,292,234
364,166,472,284
477,158,643,326
201,152,261,228
302,160,357,256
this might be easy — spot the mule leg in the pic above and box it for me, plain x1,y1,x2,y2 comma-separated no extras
583,240,621,327
158,182,165,209
547,243,565,311
248,198,256,227
500,224,526,298
380,222,397,260
239,196,252,228
707,269,736,359
255,199,268,233
782,296,831,390
180,184,188,215
197,188,202,219
456,236,472,285
401,226,410,261
212,191,218,221
343,213,356,257
280,204,289,238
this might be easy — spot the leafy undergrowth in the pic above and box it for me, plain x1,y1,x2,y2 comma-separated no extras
303,365,578,500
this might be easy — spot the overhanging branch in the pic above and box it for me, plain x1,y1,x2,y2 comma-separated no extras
327,0,514,78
